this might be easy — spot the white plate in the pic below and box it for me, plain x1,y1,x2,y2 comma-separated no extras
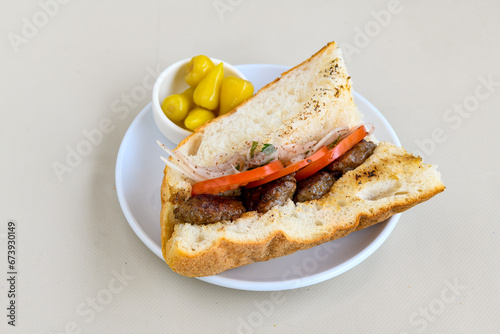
115,64,401,291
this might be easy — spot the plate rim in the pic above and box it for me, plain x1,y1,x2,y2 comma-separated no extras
115,102,164,260
115,64,401,291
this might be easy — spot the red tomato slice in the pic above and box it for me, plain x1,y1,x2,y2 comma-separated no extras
245,146,329,188
294,126,368,181
191,160,284,195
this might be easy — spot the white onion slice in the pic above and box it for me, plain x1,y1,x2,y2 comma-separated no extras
277,142,316,164
157,141,205,181
361,122,375,136
309,126,350,154
160,156,203,181
157,140,246,181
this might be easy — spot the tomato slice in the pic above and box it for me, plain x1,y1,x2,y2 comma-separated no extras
294,126,368,181
191,160,284,195
245,146,329,188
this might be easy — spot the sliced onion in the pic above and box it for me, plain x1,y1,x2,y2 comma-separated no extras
213,153,245,172
158,140,247,181
246,151,276,169
309,126,350,155
211,155,246,175
157,141,204,181
360,122,375,136
160,156,203,181
277,142,316,165
289,154,306,164
213,152,227,166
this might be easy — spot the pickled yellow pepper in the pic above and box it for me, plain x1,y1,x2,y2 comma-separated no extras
219,77,254,115
184,107,215,131
185,55,214,87
193,63,224,110
161,87,195,122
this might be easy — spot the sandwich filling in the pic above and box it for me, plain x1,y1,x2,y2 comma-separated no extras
173,139,376,225
158,123,374,183
159,123,376,225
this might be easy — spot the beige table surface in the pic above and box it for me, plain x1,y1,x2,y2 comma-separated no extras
1,0,499,333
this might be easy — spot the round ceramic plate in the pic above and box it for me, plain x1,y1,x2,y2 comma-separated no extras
115,64,401,291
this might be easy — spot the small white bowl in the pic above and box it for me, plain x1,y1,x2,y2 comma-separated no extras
152,58,247,145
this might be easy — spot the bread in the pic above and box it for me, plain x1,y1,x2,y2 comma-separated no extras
160,42,444,277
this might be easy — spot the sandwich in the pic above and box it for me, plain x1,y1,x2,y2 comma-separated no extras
158,42,445,277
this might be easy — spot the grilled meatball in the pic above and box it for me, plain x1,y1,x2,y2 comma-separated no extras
327,140,376,176
242,174,297,213
294,170,335,203
174,194,245,224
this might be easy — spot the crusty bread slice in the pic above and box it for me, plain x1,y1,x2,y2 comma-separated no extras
162,143,444,277
159,42,444,277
